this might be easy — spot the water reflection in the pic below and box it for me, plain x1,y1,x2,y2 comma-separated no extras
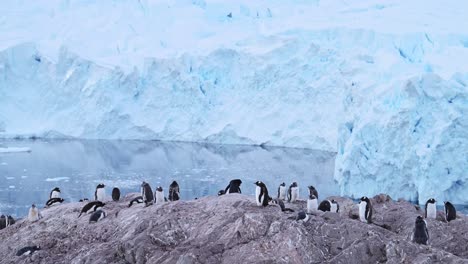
0,140,338,217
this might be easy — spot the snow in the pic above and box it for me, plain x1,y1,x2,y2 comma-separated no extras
0,147,31,153
0,0,467,203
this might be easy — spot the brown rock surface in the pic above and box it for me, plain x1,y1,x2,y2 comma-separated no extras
0,194,467,264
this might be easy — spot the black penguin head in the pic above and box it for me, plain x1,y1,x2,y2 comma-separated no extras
331,199,337,204
415,215,425,224
156,186,163,192
308,185,316,190
171,181,178,186
309,194,317,200
97,184,105,189
254,181,265,187
427,198,436,204
31,204,36,208
53,187,60,192
218,190,225,196
280,182,285,187
59,198,64,202
360,196,369,202
291,182,297,187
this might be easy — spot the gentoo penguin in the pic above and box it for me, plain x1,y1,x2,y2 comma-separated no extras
49,187,61,199
307,195,318,214
28,204,41,222
16,246,40,256
444,201,456,222
412,216,429,245
288,182,299,202
254,181,269,207
0,215,14,229
359,196,373,223
128,196,144,207
425,198,436,219
331,199,340,213
168,181,180,201
141,182,154,206
217,190,226,196
78,201,105,217
111,188,120,201
95,184,106,201
46,197,64,207
296,211,309,222
89,210,106,223
154,186,166,204
318,200,331,212
272,198,294,212
307,185,319,200
225,179,242,194
277,183,286,200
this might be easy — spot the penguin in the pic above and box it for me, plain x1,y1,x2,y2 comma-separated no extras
277,183,286,200
0,215,9,229
307,194,318,214
154,186,166,204
46,197,64,207
287,182,299,202
331,199,340,213
225,179,242,194
141,182,154,206
444,201,456,222
28,204,41,222
128,196,144,207
217,190,226,196
168,181,180,201
254,181,269,207
296,211,309,222
49,187,61,199
412,216,429,245
359,196,373,223
425,198,436,219
307,185,319,200
89,210,106,223
318,200,331,212
79,198,89,202
112,187,120,201
16,246,40,256
78,201,105,217
95,184,106,201
272,198,294,212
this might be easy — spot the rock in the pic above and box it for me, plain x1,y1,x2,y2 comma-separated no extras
0,194,467,263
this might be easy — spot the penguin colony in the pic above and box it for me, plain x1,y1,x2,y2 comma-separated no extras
2,179,461,257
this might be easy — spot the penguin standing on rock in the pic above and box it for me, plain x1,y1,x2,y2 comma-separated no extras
425,198,436,219
296,211,309,222
89,210,106,223
154,186,166,204
46,198,64,207
95,184,106,201
277,183,286,200
50,187,61,199
331,199,340,213
28,204,41,222
359,196,373,223
307,186,318,200
444,201,456,222
141,182,154,206
288,182,299,202
0,215,15,229
168,181,180,201
16,246,40,256
225,179,242,194
254,181,269,207
412,216,429,245
112,188,120,201
272,198,294,212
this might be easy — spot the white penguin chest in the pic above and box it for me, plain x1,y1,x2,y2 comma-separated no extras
156,191,165,203
255,186,262,205
29,208,39,220
331,203,338,213
307,199,318,213
426,203,436,219
51,191,60,198
359,202,367,222
291,187,299,201
96,188,105,201
279,186,286,199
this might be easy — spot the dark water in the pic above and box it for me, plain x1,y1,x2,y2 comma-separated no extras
0,139,338,217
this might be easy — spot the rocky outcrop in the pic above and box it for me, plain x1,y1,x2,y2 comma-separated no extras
0,194,466,264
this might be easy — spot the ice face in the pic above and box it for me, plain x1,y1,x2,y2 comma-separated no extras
335,74,468,205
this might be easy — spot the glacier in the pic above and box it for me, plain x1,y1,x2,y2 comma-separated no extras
0,0,467,204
